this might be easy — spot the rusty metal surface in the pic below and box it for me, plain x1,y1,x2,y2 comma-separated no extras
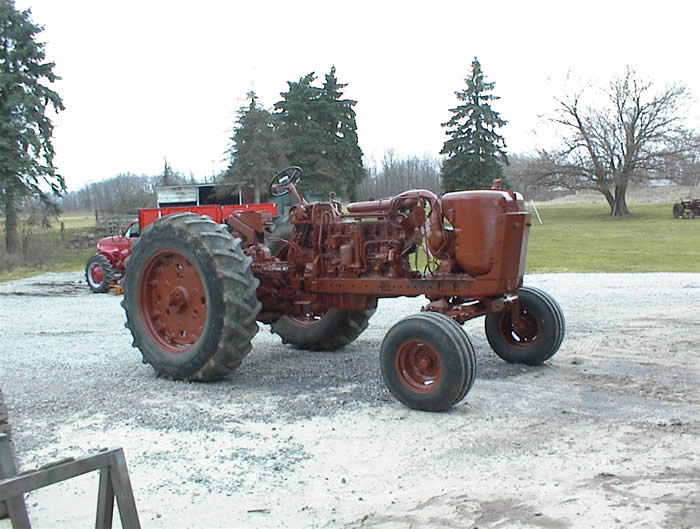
240,181,531,323
138,249,207,353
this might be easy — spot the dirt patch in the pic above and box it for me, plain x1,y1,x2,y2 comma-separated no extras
0,277,85,297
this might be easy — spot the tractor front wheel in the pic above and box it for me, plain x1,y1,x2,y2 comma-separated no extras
485,286,565,365
85,254,117,293
380,312,476,412
122,213,261,381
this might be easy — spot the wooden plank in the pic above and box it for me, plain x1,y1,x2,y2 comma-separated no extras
0,389,11,519
96,467,115,529
108,450,141,529
0,450,115,500
0,445,141,529
0,388,7,424
0,434,29,529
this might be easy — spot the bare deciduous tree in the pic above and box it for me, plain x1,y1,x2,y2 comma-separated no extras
358,150,440,200
655,143,700,187
60,173,156,215
538,68,697,215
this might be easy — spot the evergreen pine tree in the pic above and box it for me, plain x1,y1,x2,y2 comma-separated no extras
0,0,64,254
275,68,365,199
440,57,508,191
225,91,289,202
321,67,365,201
275,73,326,195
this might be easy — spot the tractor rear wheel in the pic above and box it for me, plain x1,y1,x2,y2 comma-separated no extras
485,286,565,365
85,253,116,293
266,214,375,350
380,312,476,411
271,307,376,351
673,203,684,218
122,213,261,381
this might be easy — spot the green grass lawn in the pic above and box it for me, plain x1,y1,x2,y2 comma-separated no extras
526,203,700,273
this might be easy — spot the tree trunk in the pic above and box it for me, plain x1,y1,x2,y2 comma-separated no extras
4,195,18,255
601,187,615,210
611,181,630,216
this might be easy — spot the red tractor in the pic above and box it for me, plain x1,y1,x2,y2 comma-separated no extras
85,219,140,293
122,167,565,411
672,196,700,219
86,204,278,293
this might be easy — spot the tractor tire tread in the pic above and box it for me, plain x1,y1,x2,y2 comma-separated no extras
484,286,565,365
122,213,260,381
380,312,476,411
85,253,117,293
271,308,376,351
410,312,477,404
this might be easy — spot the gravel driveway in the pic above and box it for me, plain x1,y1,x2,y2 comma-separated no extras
1,271,698,528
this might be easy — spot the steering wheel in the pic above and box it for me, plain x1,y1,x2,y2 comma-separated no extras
269,166,302,197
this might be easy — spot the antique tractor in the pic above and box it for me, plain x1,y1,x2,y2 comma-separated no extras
86,219,140,293
122,167,565,411
672,196,700,219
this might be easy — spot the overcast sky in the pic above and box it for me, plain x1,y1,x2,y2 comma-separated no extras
14,0,700,192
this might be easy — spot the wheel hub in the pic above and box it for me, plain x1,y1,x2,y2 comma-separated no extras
284,304,329,327
395,340,443,393
90,264,103,283
503,309,539,344
139,250,207,353
168,286,189,312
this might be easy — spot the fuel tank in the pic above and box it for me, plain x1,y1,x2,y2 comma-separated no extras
440,190,530,280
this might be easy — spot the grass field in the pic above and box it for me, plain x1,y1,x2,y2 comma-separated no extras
0,203,698,282
0,212,96,282
527,203,700,273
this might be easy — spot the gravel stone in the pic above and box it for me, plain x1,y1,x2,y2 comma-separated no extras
0,271,698,528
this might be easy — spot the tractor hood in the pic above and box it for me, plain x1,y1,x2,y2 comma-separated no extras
97,234,128,251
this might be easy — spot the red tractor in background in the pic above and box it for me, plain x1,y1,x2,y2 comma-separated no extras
85,219,140,293
121,167,565,411
85,203,277,293
672,196,700,219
